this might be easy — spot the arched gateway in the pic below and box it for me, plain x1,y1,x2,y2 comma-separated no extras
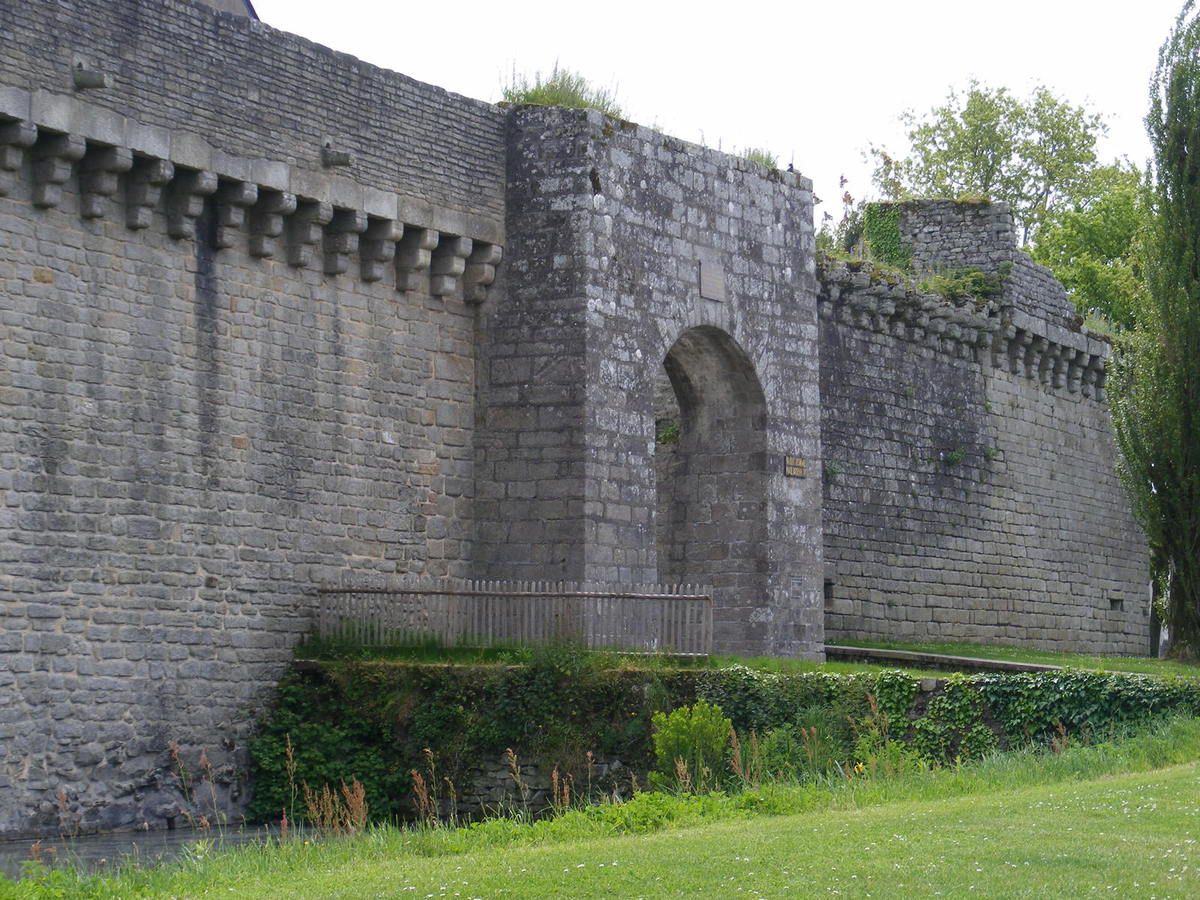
474,107,826,657
656,327,771,651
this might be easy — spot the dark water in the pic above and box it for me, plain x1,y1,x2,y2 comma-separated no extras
0,825,278,881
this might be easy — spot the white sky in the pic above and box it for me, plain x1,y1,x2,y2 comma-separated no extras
252,0,1184,220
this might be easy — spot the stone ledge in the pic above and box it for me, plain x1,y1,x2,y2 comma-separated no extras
0,87,504,246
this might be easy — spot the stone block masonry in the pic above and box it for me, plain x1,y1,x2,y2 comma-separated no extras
476,108,824,657
0,0,1150,838
820,202,1148,654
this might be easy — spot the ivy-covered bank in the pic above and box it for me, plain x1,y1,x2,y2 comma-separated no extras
244,653,1200,825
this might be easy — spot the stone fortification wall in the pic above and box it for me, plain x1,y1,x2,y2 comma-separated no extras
896,199,1079,332
0,0,506,238
477,108,824,656
820,202,1149,653
0,0,503,836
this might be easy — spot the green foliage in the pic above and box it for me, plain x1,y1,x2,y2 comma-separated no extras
974,670,1200,744
246,668,411,823
871,80,1106,244
911,675,998,763
16,717,1200,898
943,447,966,467
918,267,1005,303
655,417,680,445
861,203,911,269
1111,1,1200,656
246,655,1200,825
742,147,779,172
696,665,835,733
1032,163,1150,330
502,63,623,117
651,700,732,786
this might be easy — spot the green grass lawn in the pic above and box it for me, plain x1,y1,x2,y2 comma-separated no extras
12,717,1200,898
835,637,1200,677
260,764,1200,898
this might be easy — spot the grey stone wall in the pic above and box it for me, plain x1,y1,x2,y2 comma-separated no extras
896,199,1079,332
0,0,497,834
0,0,506,238
820,202,1150,654
0,168,480,834
0,0,1154,842
477,108,825,657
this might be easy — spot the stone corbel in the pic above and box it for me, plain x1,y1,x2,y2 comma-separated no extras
32,133,86,208
872,295,896,333
849,292,878,331
1009,330,1033,376
248,190,297,258
214,180,259,249
126,157,174,230
1081,355,1103,399
1038,343,1060,385
430,235,473,297
1066,349,1086,394
166,170,218,239
1050,345,1070,390
324,208,368,275
463,242,503,304
360,218,404,283
1094,361,1108,402
925,308,949,350
990,323,1014,369
79,145,133,219
287,200,333,268
1024,336,1047,380
395,227,438,292
0,120,37,197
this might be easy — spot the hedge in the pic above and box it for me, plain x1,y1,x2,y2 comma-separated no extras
246,653,1200,824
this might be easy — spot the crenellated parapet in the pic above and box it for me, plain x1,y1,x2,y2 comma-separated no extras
0,87,503,302
817,258,1111,401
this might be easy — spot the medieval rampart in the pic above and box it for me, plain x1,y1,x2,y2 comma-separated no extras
819,202,1149,653
0,0,1149,837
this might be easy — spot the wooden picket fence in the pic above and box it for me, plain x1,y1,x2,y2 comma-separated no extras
317,580,713,656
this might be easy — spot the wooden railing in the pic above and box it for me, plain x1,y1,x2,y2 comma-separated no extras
317,580,713,656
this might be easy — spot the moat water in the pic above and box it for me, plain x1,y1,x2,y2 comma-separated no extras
0,825,279,881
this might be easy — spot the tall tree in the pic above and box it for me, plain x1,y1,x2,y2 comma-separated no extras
1111,1,1200,656
1032,163,1150,331
871,82,1106,244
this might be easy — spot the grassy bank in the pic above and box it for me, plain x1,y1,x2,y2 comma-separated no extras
837,638,1200,676
9,715,1200,898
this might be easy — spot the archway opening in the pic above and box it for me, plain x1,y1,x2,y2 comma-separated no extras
654,327,769,641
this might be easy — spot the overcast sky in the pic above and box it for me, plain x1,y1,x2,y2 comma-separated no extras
252,0,1185,221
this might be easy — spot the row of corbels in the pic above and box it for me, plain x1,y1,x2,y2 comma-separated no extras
818,265,1107,401
0,120,502,302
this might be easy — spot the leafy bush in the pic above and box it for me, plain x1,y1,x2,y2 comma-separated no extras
247,658,1200,824
911,675,998,763
502,64,623,117
651,700,732,788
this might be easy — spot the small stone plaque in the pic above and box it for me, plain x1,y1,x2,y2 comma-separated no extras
697,248,726,302
784,456,806,478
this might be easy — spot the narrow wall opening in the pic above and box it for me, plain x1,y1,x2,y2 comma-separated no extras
654,327,769,645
